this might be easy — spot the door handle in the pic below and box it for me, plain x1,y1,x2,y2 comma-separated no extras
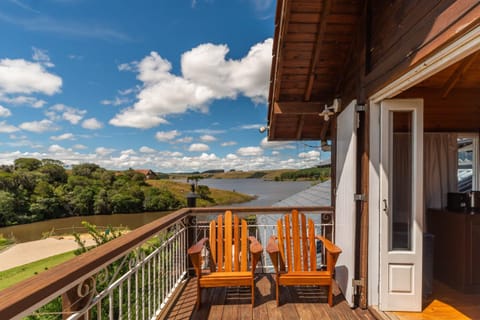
383,199,388,212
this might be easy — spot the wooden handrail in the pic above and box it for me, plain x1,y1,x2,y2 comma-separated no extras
0,208,191,319
0,206,334,319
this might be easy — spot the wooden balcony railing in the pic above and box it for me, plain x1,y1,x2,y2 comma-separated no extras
0,206,333,320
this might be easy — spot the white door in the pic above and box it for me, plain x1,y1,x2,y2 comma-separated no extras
379,99,423,311
335,100,357,307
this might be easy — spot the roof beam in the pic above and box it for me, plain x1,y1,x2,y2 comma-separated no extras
304,0,331,101
296,115,305,139
274,101,324,115
442,51,478,98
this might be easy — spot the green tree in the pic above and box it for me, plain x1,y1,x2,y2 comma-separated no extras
0,191,15,226
14,158,42,171
39,163,68,185
72,163,101,178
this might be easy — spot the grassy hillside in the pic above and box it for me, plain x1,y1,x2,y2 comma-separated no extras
147,180,255,206
167,167,330,181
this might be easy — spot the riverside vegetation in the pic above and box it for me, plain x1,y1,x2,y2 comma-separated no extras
0,158,254,228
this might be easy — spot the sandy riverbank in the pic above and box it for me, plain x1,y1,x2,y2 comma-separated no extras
0,236,96,272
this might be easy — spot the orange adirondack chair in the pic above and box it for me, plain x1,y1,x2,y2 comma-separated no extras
188,211,263,309
267,209,342,306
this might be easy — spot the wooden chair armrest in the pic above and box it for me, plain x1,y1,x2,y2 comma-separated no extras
266,235,279,254
315,235,342,255
187,237,209,255
248,236,263,255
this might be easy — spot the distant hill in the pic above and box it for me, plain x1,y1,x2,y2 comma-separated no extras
167,166,331,181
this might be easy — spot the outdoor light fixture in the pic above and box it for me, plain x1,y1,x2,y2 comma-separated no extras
259,126,269,133
319,98,340,122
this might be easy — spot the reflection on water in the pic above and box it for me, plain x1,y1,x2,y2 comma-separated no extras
0,211,170,243
196,178,312,207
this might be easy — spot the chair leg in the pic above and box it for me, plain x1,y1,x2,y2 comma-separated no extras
196,283,202,310
275,278,280,306
327,284,333,307
251,281,255,307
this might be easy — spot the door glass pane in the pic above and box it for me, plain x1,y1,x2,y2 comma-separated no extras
457,137,473,192
391,111,413,251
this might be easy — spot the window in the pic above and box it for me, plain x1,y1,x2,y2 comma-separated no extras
457,134,479,192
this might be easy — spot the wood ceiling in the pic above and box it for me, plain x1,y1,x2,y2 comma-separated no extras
397,51,480,132
267,0,363,141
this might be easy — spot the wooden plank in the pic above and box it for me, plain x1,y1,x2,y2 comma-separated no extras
210,220,217,266
241,219,248,272
309,219,316,271
301,213,308,271
224,211,232,272
218,214,224,271
274,101,325,114
234,214,240,272
292,209,301,272
277,219,286,272
285,214,293,272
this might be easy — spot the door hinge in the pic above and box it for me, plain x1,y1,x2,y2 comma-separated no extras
354,193,366,201
355,104,365,112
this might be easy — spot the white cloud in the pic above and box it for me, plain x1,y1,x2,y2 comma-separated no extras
48,104,86,124
19,119,58,133
236,146,263,156
188,143,209,152
96,147,115,156
271,150,279,156
200,134,216,142
0,105,11,117
176,136,193,143
155,130,180,142
50,133,74,141
48,144,66,153
32,47,54,68
82,118,103,130
73,144,87,150
0,120,19,133
260,137,294,149
226,153,238,160
121,149,137,155
0,95,46,108
101,96,130,106
299,150,320,159
110,38,272,128
139,146,156,153
0,58,62,95
238,124,262,130
221,141,237,147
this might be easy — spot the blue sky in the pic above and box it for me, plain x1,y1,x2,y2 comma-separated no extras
0,0,326,172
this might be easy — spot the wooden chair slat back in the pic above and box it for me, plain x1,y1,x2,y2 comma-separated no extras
224,211,233,272
277,219,286,272
208,211,250,272
292,210,301,271
233,214,240,272
241,219,248,271
217,214,224,271
308,219,316,271
209,220,217,265
301,213,309,271
285,214,292,271
278,210,320,272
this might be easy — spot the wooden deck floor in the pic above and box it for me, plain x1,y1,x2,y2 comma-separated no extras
164,274,375,320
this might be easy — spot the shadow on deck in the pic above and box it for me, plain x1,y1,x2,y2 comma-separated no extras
165,274,375,320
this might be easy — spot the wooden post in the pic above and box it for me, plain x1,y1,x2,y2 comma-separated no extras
61,278,94,320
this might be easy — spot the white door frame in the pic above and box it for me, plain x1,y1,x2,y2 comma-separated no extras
367,24,480,310
379,99,424,311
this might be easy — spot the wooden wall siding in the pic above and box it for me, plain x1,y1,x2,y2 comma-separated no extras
364,0,480,96
397,88,480,132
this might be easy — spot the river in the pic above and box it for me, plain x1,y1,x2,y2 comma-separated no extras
0,179,313,243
